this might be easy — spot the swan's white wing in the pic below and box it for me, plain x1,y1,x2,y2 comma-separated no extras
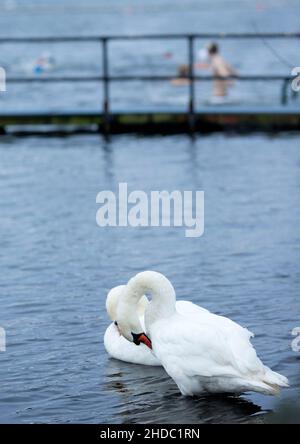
202,312,259,375
174,302,259,375
104,323,161,366
152,313,264,380
152,313,288,395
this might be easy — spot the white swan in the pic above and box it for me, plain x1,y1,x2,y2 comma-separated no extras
104,284,209,367
116,271,289,396
104,285,160,366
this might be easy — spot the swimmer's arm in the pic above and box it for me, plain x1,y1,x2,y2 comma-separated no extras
195,62,210,69
225,63,238,77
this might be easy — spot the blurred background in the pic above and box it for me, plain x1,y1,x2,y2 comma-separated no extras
0,0,299,424
0,0,299,112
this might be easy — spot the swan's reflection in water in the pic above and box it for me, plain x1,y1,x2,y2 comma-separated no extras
104,359,267,424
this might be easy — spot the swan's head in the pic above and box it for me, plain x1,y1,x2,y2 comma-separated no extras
106,285,127,322
116,295,152,349
106,284,149,336
116,287,152,349
115,271,172,350
117,271,176,348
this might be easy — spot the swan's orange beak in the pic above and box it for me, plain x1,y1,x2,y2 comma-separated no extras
132,332,152,349
139,333,152,350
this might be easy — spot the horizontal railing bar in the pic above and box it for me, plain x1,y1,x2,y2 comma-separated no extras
103,32,300,40
7,76,104,82
0,32,299,43
6,75,293,83
105,75,293,81
0,37,102,43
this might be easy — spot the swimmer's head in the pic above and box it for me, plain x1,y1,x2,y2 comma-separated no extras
206,42,219,55
177,64,190,78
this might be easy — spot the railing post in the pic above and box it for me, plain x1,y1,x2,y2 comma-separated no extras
188,35,195,134
102,37,110,135
281,78,289,105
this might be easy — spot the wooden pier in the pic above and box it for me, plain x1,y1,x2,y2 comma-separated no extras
1,106,300,135
0,33,299,135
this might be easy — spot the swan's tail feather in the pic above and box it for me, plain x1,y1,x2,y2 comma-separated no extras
241,379,281,396
262,366,289,388
235,367,288,396
242,367,289,396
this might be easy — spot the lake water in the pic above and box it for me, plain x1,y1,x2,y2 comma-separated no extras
0,0,300,424
0,132,300,423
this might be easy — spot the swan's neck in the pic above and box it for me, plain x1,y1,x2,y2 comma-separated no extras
125,271,176,325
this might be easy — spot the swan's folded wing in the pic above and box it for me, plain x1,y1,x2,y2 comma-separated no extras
176,306,262,377
203,313,264,377
153,315,264,380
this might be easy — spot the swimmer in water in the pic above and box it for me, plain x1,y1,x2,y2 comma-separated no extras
33,52,55,74
196,42,238,103
171,64,190,86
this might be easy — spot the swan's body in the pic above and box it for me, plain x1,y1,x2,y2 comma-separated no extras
117,271,289,396
104,285,208,367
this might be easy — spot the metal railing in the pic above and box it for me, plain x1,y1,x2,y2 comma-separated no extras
1,33,299,133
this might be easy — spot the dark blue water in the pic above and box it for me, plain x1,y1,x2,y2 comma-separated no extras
0,132,300,423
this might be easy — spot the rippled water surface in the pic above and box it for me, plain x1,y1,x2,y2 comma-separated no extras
0,133,299,423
